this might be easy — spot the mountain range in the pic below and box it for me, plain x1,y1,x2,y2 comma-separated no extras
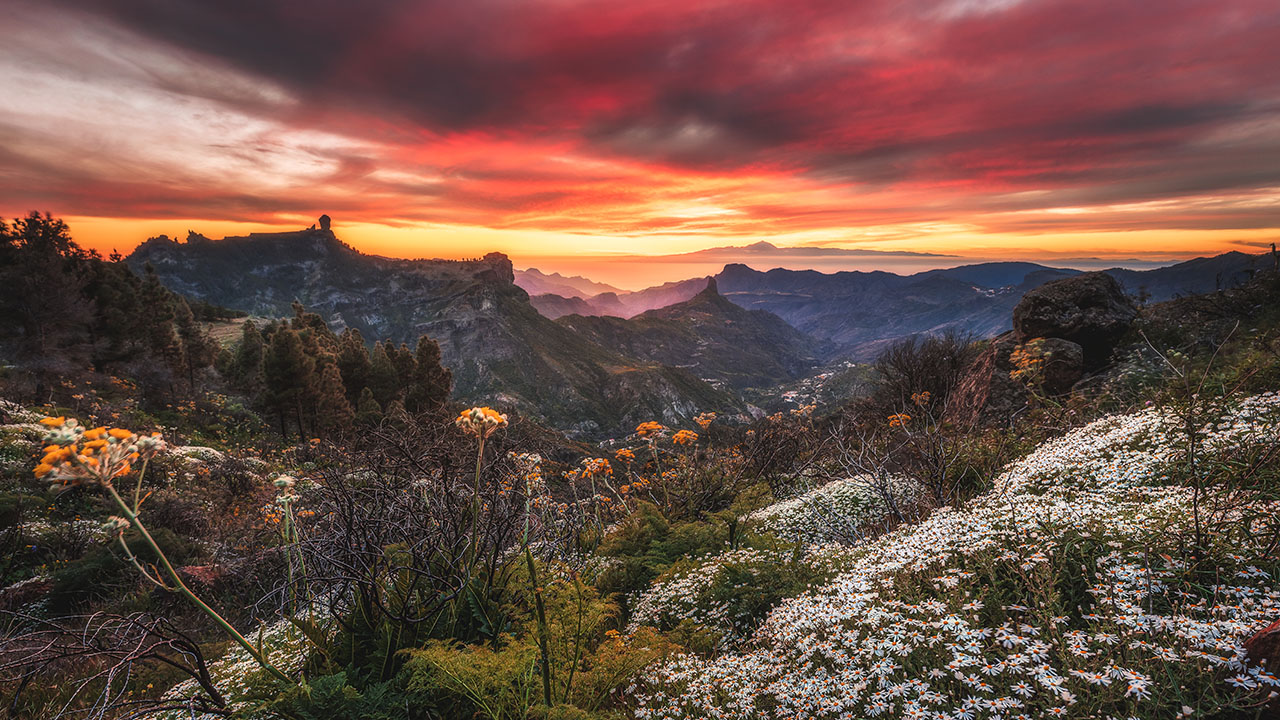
128,230,747,435
525,251,1269,359
128,227,1270,432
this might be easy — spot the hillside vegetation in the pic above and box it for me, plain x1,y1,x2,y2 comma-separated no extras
2,213,1280,720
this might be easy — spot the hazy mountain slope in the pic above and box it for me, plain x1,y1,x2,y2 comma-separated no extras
915,262,1078,287
595,277,712,317
712,265,1023,360
546,252,1267,360
127,230,742,434
557,279,826,390
528,293,597,319
715,254,1265,359
514,268,624,298
1107,251,1268,300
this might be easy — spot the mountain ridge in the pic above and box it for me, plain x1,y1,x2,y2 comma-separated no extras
532,251,1269,359
557,278,827,391
126,228,743,435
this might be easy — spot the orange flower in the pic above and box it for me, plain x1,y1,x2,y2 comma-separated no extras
888,413,911,428
582,457,612,476
39,416,65,427
635,421,666,439
83,427,107,440
672,429,698,446
455,406,508,438
108,428,133,440
615,448,635,462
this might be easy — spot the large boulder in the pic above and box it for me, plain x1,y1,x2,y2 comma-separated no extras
946,333,1026,427
1245,617,1280,675
1012,272,1137,367
1024,337,1085,395
946,335,1084,426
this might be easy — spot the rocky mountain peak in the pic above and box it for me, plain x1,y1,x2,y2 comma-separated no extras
478,251,516,285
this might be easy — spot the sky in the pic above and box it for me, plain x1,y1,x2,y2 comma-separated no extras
2,0,1279,288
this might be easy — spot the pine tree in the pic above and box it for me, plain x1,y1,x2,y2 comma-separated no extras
391,342,417,388
0,212,93,365
85,261,143,365
314,362,354,433
174,297,217,390
336,328,372,403
262,327,315,438
355,386,383,426
232,321,266,393
405,335,454,412
367,341,400,407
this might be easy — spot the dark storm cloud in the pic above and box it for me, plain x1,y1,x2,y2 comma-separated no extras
8,0,1280,236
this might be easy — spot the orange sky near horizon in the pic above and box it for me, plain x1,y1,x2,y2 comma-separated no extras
55,214,1275,289
3,0,1279,288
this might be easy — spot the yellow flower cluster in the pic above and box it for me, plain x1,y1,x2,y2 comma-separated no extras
615,448,636,462
1010,338,1049,385
635,421,667,439
672,429,698,446
620,476,651,495
34,417,165,487
790,403,816,417
694,412,717,430
887,413,912,428
455,406,508,438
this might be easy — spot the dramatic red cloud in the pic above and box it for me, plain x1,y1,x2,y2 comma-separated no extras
1,0,1278,280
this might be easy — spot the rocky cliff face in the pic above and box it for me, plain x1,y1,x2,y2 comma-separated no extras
127,229,741,434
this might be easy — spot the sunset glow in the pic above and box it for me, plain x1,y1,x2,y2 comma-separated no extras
3,0,1279,286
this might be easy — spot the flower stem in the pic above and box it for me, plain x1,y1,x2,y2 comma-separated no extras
103,483,299,688
466,435,486,582
522,508,553,706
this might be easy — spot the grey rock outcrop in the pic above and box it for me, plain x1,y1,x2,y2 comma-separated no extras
1012,272,1137,367
1034,337,1085,395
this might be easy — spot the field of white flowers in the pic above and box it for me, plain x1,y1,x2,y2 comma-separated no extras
634,393,1280,719
745,474,923,543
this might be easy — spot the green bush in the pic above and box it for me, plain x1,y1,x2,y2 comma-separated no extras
46,526,200,614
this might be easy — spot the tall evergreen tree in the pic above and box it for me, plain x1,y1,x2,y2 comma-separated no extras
0,213,93,372
314,362,354,433
174,297,218,390
390,342,417,388
367,341,400,407
262,327,315,438
405,335,454,412
85,261,144,365
140,265,184,387
355,386,383,426
336,328,372,403
232,321,266,393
